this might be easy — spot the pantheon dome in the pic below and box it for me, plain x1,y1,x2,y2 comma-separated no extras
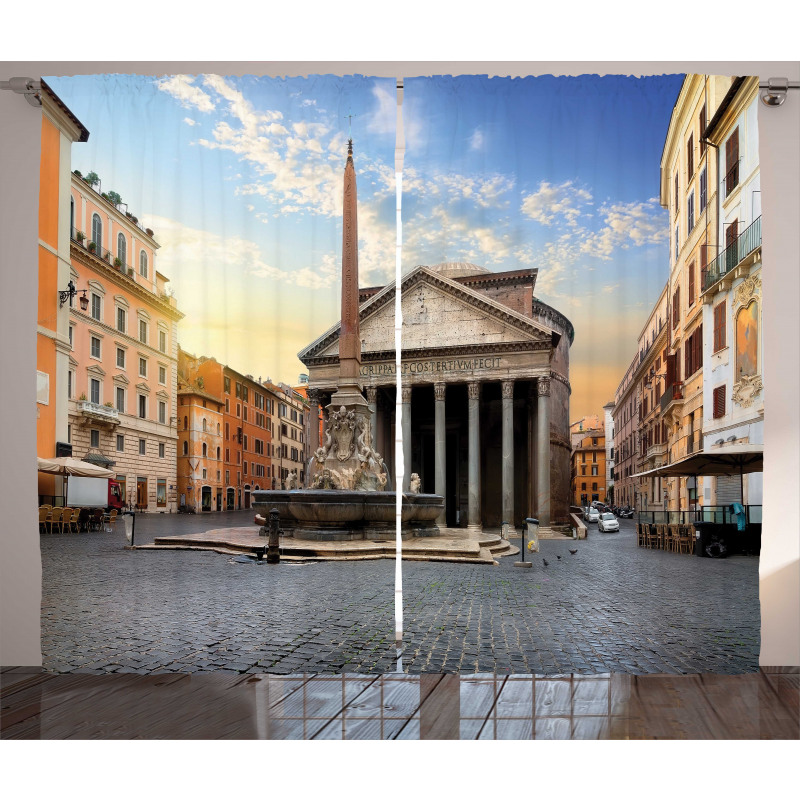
427,261,491,279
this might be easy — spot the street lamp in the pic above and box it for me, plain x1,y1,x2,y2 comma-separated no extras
59,280,89,311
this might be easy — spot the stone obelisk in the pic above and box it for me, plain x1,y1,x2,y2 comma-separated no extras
328,138,369,416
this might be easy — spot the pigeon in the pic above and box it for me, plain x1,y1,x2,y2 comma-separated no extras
556,555,562,560
542,558,549,567
569,549,578,555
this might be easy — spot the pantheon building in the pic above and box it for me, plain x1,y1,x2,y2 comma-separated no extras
299,261,574,531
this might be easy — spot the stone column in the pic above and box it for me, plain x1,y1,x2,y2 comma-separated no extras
366,386,378,449
536,377,551,528
501,380,515,538
307,388,321,459
434,383,446,523
401,385,412,491
467,381,482,531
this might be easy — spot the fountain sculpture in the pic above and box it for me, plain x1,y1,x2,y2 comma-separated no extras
252,139,444,541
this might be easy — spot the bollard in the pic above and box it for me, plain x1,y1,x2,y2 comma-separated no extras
267,507,281,564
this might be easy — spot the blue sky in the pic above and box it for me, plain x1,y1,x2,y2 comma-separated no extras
47,72,684,415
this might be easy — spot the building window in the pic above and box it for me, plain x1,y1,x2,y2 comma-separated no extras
139,250,148,279
725,127,739,197
592,483,598,492
159,365,166,385
116,386,125,413
202,418,207,432
684,324,703,378
139,319,147,344
90,429,100,448
116,347,125,369
688,262,695,307
67,370,74,399
159,442,165,458
183,440,188,456
225,470,230,484
674,172,679,212
90,293,101,321
202,468,207,480
687,191,694,233
159,330,167,353
68,325,74,348
157,478,166,507
92,213,102,249
139,438,146,455
713,385,726,419
672,286,680,329
117,232,126,266
90,336,101,359
139,357,147,378
138,395,146,419
225,399,230,413
116,306,126,333
699,104,707,155
67,424,71,444
699,167,707,213
217,447,221,460
591,465,598,476
202,442,208,457
90,378,100,405
224,376,231,394
674,225,679,263
713,301,726,352
158,400,166,424
116,434,124,452
687,133,694,177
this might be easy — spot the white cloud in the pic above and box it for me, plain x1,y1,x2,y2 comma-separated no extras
521,180,593,227
148,215,338,290
157,75,216,113
183,117,198,127
469,128,484,151
578,200,668,260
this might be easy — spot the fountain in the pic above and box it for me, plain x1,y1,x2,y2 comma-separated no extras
252,139,444,541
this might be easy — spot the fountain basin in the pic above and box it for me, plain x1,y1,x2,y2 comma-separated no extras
252,489,444,541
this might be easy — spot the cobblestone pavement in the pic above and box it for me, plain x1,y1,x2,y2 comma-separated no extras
39,511,760,675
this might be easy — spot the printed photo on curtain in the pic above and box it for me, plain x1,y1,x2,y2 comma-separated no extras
35,71,762,681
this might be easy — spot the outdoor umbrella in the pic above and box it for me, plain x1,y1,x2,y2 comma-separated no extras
631,443,763,501
36,456,114,478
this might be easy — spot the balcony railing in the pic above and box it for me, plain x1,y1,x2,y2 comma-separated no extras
660,382,683,413
77,400,119,423
702,216,761,293
71,227,136,277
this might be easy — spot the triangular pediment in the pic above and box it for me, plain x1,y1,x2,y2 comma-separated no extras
301,266,556,361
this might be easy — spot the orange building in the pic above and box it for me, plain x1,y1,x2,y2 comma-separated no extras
192,357,273,510
67,170,183,511
176,348,224,512
36,82,89,504
263,381,309,488
571,425,607,506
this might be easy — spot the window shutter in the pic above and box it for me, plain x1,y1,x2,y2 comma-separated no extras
696,323,703,370
688,262,695,305
700,105,707,154
687,133,693,177
713,385,726,418
714,301,726,351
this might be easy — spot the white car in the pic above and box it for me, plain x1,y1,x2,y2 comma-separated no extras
585,507,600,523
598,512,619,532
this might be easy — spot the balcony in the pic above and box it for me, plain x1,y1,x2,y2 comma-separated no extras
702,216,761,296
647,442,667,459
660,382,684,415
77,400,119,427
71,228,144,284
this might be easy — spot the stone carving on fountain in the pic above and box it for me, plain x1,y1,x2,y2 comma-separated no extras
311,405,388,491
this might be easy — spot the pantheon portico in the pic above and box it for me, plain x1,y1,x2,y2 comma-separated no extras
299,262,574,530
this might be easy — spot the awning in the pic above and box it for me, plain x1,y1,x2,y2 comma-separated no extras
37,456,114,478
631,443,763,479
83,452,116,468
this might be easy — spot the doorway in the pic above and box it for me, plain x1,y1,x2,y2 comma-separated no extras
201,486,212,512
136,477,147,509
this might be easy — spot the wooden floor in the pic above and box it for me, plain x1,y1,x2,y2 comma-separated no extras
2,668,797,739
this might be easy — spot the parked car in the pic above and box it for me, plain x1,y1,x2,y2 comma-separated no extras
598,512,620,532
618,506,634,519
585,507,600,523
